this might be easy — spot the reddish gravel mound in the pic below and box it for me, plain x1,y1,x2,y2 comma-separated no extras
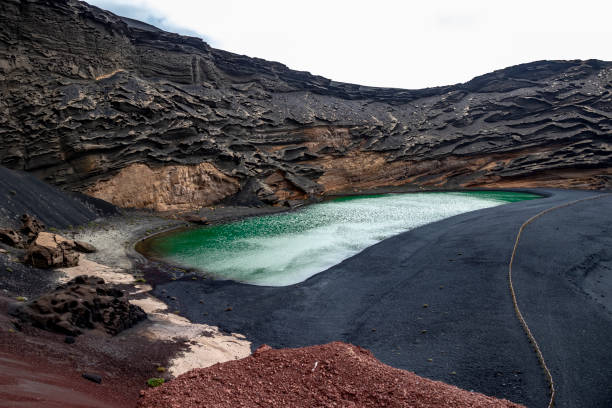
137,342,524,408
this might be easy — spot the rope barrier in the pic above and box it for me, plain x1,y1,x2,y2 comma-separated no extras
508,193,609,408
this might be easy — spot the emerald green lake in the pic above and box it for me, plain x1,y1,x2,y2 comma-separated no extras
145,191,540,286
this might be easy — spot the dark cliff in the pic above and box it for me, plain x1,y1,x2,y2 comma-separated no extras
1,0,611,210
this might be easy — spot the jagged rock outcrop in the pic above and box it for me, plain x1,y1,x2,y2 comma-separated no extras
0,228,21,247
19,214,44,244
1,0,611,210
12,275,146,336
24,231,80,268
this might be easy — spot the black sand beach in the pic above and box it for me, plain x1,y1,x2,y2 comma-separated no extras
152,189,612,408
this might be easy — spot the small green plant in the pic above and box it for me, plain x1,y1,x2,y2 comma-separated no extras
48,227,58,233
156,366,166,373
135,278,146,283
16,296,26,302
147,378,165,388
6,267,13,273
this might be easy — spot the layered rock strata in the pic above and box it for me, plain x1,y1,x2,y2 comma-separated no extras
1,0,611,209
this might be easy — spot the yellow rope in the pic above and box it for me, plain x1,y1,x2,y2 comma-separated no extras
508,193,609,408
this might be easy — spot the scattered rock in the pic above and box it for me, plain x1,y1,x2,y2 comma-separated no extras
20,214,45,243
253,344,272,355
12,275,146,336
182,214,209,225
0,229,22,247
64,336,76,344
24,232,79,269
74,240,97,253
82,372,102,384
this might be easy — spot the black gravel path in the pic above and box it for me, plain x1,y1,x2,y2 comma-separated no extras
154,189,612,407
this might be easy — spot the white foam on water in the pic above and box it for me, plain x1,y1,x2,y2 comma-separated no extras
164,192,511,286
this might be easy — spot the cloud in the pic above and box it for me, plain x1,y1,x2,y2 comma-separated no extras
88,0,208,39
86,0,612,89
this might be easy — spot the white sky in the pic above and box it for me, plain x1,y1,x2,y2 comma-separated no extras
88,0,612,89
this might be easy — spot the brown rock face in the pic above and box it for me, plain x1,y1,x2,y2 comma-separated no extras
85,163,240,211
12,275,146,336
0,228,22,247
24,231,79,268
19,214,45,244
0,0,611,210
74,240,97,253
136,342,524,408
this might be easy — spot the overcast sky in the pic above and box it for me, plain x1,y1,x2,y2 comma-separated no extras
88,0,612,89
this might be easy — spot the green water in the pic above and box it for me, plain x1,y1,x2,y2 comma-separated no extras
146,191,539,286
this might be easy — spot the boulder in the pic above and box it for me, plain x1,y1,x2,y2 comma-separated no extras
20,214,45,243
182,214,209,225
0,229,22,247
12,275,146,336
74,240,97,253
24,232,79,268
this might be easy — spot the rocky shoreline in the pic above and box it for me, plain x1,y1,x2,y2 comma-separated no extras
0,206,259,407
1,0,610,406
0,186,536,407
1,182,611,407
146,188,612,408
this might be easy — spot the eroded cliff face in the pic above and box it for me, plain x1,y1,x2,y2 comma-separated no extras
1,0,611,210
84,163,239,211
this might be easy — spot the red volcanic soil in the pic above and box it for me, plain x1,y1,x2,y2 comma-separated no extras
137,342,525,408
0,297,182,408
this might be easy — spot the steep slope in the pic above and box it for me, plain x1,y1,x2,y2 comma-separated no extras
1,0,611,210
0,166,117,228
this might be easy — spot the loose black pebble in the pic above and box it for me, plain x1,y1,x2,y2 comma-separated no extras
82,373,102,384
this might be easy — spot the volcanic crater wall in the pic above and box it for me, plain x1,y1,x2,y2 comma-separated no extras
1,0,611,210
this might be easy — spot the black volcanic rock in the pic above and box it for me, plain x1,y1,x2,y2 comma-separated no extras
0,0,610,210
12,275,146,336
